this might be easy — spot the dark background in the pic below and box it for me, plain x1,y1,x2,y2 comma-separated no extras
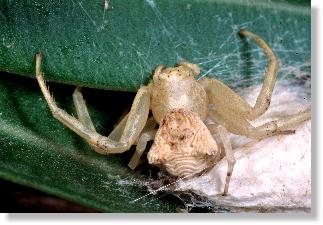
0,178,98,213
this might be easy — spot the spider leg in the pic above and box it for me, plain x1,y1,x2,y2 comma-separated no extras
128,128,157,170
72,87,96,132
201,29,310,138
73,87,132,153
35,53,150,154
208,108,310,139
245,109,311,139
72,87,109,153
200,29,279,121
128,116,157,169
208,125,235,195
239,29,279,120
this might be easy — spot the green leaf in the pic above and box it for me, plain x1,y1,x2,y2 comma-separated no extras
0,0,310,212
1,0,310,91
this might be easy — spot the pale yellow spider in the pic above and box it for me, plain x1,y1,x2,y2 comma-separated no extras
35,29,310,195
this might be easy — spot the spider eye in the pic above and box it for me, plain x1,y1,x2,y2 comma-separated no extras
177,61,201,77
153,64,166,82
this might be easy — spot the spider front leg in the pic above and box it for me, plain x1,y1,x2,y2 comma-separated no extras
239,29,279,120
199,30,279,124
35,53,150,154
201,29,311,139
74,87,157,168
201,29,280,120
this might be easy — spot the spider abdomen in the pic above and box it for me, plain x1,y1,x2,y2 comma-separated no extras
147,108,220,178
161,153,216,178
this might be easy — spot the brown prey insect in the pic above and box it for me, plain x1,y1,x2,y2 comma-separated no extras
35,29,310,195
